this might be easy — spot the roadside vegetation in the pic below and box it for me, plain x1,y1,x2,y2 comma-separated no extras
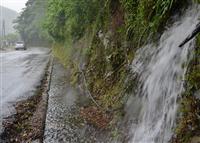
13,0,200,141
0,33,19,48
172,34,200,143
14,0,50,45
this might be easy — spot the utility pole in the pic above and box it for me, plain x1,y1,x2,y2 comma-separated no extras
1,19,6,48
2,19,5,38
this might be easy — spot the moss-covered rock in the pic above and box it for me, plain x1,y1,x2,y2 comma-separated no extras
172,35,200,143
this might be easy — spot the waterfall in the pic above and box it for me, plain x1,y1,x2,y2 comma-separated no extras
128,5,200,143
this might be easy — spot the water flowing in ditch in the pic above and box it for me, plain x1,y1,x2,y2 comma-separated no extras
128,5,200,143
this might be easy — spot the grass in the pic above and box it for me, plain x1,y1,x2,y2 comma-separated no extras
172,35,200,143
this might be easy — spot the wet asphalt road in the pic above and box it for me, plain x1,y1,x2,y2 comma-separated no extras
0,48,50,132
0,48,113,142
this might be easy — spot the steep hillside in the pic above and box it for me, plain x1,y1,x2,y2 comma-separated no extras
0,6,18,35
14,0,200,142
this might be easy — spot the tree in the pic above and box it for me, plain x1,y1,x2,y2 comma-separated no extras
14,0,50,44
45,0,101,42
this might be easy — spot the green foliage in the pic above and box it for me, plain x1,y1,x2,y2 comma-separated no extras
173,35,200,143
5,34,19,42
14,0,50,43
186,35,200,91
35,0,191,127
52,42,73,67
45,0,101,42
0,33,19,42
120,0,187,44
193,0,200,3
186,66,200,91
44,0,185,47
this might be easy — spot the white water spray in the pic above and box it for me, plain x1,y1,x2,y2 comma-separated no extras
129,5,200,143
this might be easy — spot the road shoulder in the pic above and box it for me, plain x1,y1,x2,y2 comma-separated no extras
0,57,53,143
43,59,113,143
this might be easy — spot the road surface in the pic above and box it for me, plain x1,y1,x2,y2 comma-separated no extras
0,48,50,132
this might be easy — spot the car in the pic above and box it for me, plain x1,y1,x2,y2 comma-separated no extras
15,41,26,50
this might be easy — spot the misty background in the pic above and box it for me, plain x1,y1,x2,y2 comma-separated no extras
0,6,18,35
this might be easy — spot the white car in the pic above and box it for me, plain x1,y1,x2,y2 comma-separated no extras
15,41,26,50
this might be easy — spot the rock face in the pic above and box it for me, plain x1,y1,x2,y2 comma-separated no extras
0,6,18,35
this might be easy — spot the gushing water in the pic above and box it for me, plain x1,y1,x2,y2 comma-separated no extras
128,5,200,143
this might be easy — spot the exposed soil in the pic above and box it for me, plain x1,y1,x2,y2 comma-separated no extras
80,106,112,129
